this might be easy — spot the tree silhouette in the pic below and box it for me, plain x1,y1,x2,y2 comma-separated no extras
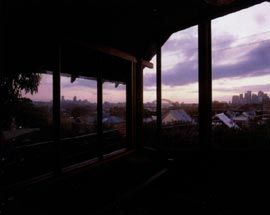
0,72,41,129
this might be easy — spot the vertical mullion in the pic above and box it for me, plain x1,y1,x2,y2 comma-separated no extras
136,60,143,150
126,62,134,148
53,44,61,173
156,39,162,144
198,20,212,149
0,0,6,84
132,62,137,149
97,70,103,159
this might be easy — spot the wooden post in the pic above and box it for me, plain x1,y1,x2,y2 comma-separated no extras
53,44,62,173
97,70,103,159
198,20,212,149
136,60,143,151
126,62,136,149
0,0,6,86
156,39,162,144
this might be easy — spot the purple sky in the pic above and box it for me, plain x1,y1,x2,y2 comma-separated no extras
144,1,270,103
25,2,270,103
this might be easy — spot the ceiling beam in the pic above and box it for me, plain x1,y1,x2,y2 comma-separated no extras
69,40,153,69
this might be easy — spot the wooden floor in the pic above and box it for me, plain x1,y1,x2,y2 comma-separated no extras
2,149,270,215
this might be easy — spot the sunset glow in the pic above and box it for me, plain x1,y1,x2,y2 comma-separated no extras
144,1,270,103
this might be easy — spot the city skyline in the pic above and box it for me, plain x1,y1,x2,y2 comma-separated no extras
232,90,269,105
27,89,270,105
144,2,270,103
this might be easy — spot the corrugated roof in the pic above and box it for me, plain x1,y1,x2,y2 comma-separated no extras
163,109,193,124
103,116,124,124
233,115,248,121
214,113,239,128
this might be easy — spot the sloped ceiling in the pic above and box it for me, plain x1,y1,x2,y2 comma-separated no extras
5,0,266,75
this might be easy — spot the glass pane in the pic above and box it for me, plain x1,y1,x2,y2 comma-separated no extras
161,26,199,154
212,2,270,149
143,58,157,149
1,72,54,184
103,82,127,154
60,75,98,166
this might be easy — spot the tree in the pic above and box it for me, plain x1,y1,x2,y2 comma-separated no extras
0,72,41,129
109,106,126,117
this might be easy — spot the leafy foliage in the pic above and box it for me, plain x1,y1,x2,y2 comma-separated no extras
1,72,41,129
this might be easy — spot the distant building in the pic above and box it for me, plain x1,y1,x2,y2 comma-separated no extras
225,110,237,119
162,109,193,125
143,116,157,123
263,103,270,113
244,91,252,104
239,94,244,104
242,111,256,120
251,94,259,104
258,91,264,97
232,90,269,105
257,91,269,104
103,116,124,125
262,93,270,103
213,113,239,129
233,115,249,127
73,96,77,102
232,95,240,105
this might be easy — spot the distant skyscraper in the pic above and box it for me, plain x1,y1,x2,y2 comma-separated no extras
262,93,270,103
73,96,77,102
231,90,269,105
62,96,65,102
257,91,270,104
232,95,240,105
258,91,264,97
251,94,259,104
239,94,244,104
258,91,264,103
244,91,252,104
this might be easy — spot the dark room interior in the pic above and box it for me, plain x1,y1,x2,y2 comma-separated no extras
1,0,270,214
